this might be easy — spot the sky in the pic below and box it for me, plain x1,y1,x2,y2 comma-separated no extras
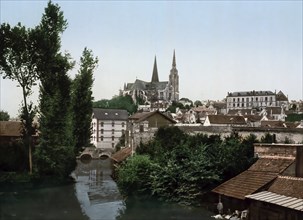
0,0,302,117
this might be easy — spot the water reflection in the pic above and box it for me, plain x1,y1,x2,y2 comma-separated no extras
0,159,215,220
74,159,124,220
0,182,87,220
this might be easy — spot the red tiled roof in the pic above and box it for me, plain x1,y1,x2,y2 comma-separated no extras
111,147,132,163
268,176,303,199
212,171,277,200
248,158,295,173
207,115,246,125
129,110,176,124
212,158,294,200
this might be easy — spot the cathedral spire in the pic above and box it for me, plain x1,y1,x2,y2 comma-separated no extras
172,49,176,68
151,56,159,83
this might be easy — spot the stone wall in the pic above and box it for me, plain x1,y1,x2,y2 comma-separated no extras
178,126,303,144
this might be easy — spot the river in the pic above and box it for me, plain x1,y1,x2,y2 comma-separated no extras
0,159,215,220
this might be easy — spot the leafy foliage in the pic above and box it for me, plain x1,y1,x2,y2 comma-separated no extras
286,113,303,122
117,127,258,205
0,110,10,121
166,101,186,113
93,95,137,114
117,155,155,196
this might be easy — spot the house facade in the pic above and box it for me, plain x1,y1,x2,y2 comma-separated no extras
91,108,128,150
127,110,176,149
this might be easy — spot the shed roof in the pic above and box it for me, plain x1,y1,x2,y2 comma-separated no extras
212,158,294,200
246,191,303,211
92,108,128,121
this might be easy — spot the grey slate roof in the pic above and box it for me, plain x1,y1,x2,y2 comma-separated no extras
276,91,288,101
227,91,275,97
92,108,128,121
126,79,168,91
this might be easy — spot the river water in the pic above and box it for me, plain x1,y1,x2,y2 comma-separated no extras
0,159,215,220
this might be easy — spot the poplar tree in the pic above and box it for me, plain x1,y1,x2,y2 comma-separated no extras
33,1,76,177
0,23,38,173
72,47,98,153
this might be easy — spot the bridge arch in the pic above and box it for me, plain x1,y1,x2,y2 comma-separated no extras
99,152,112,160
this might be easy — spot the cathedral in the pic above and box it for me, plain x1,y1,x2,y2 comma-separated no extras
121,50,179,104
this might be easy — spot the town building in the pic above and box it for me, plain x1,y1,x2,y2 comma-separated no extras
121,50,179,104
226,90,289,112
127,110,176,149
91,108,128,150
203,115,247,127
212,143,303,219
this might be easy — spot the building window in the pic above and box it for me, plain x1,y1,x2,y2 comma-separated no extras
242,98,244,102
265,97,268,101
93,129,96,133
112,143,115,148
112,121,115,127
101,136,103,141
122,129,125,135
101,129,104,134
112,136,114,141
122,122,125,127
112,129,114,134
233,98,235,102
237,98,240,102
100,122,104,127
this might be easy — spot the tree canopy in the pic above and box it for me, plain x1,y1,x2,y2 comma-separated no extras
117,127,258,205
93,95,137,114
0,110,10,121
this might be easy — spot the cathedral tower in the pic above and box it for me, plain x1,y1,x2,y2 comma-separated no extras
151,56,159,83
169,50,179,101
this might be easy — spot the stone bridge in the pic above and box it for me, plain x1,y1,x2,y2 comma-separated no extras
79,148,112,161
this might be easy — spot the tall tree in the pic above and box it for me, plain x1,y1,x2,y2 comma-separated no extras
72,47,98,153
33,1,76,177
0,23,38,173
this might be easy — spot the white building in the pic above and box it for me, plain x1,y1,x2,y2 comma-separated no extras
91,108,128,150
226,90,284,112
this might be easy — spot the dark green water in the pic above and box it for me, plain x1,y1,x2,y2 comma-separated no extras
0,159,215,220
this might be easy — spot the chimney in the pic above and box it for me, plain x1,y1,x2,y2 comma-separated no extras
296,146,303,177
